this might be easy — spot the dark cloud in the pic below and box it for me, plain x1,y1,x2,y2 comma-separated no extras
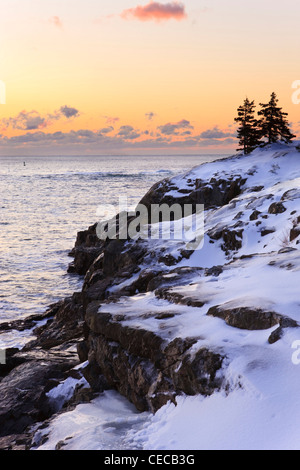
117,125,141,140
121,2,187,22
199,126,235,139
197,137,236,146
59,105,80,119
181,130,192,135
99,126,114,134
104,116,120,125
0,130,104,146
158,119,193,135
1,111,47,131
117,125,134,135
0,128,140,147
145,112,156,121
74,130,96,139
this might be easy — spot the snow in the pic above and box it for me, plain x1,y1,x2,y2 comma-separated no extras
129,328,300,451
46,376,89,413
32,390,150,451
32,143,300,450
34,327,300,450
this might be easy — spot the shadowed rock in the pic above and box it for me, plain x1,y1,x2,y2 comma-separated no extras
268,202,286,214
0,348,79,439
207,305,282,330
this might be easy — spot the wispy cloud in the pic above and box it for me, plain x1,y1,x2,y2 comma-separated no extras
121,1,187,22
145,111,157,121
104,116,120,125
49,16,63,29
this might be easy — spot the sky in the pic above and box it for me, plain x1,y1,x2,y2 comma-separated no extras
0,0,299,155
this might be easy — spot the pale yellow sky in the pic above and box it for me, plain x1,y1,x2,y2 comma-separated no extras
0,0,299,154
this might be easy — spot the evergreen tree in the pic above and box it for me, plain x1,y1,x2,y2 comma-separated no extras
258,92,295,145
235,98,261,154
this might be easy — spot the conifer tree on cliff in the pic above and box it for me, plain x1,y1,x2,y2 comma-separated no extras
258,92,296,145
235,98,260,154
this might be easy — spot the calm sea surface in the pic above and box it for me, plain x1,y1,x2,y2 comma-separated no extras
0,154,228,346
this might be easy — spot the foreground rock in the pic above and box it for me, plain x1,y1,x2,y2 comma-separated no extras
0,296,86,448
0,347,79,440
80,305,224,412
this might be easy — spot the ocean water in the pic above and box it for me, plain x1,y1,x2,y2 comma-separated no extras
0,154,228,345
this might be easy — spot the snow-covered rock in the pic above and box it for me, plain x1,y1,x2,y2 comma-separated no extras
37,142,300,450
4,142,300,450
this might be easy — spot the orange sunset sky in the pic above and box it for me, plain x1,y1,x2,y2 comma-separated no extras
0,0,299,155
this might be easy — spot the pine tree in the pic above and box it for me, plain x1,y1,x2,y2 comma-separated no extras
235,98,261,154
258,92,295,145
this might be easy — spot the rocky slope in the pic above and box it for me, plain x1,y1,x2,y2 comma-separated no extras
1,143,300,449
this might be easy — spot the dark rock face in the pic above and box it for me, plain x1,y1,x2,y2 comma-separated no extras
268,202,287,214
67,173,247,280
0,348,79,439
73,223,100,249
250,210,261,221
0,295,86,447
207,226,244,254
290,227,300,242
172,348,224,397
82,306,224,412
268,317,298,344
260,228,276,237
23,294,84,351
0,434,32,451
155,287,206,308
205,265,223,277
68,223,104,275
68,246,104,276
0,309,54,334
290,217,300,242
207,305,298,338
207,305,282,330
139,176,245,213
221,229,243,253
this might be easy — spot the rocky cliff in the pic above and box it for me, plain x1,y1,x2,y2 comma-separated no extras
1,143,300,449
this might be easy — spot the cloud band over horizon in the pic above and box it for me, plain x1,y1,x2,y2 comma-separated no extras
0,118,237,154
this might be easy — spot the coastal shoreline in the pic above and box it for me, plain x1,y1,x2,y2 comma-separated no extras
1,144,300,450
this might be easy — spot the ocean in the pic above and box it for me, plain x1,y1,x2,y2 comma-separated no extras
0,154,228,348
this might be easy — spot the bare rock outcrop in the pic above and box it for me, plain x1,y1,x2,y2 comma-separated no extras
80,305,224,412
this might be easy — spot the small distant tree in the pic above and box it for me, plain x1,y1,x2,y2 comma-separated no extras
235,98,261,154
258,92,296,145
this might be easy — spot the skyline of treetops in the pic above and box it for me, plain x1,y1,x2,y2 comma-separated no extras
235,92,296,155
